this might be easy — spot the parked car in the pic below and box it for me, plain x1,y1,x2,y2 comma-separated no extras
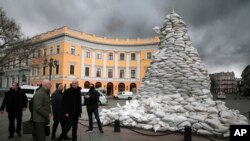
81,88,108,105
217,91,226,99
20,85,39,101
115,91,133,100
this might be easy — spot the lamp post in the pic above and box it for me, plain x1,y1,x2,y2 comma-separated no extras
44,57,58,80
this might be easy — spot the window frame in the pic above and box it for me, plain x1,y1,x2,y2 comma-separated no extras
70,65,75,75
70,46,76,55
146,52,152,60
120,53,125,60
131,53,136,61
85,67,90,77
96,68,102,78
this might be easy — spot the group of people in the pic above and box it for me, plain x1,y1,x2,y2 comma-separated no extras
0,79,104,141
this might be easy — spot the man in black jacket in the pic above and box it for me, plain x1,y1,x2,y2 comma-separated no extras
85,83,103,133
51,83,70,140
58,80,82,141
0,82,28,138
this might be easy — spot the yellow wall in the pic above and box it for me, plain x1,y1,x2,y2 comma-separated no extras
29,26,159,95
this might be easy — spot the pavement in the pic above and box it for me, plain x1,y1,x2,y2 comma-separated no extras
0,94,249,141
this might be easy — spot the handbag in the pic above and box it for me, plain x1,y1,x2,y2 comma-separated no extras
23,120,35,134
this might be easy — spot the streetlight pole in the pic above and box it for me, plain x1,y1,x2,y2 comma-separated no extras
44,57,58,80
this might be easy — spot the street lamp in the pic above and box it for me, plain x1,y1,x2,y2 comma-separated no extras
44,57,58,80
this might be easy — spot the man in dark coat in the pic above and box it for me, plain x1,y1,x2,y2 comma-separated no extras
58,80,82,141
0,82,28,138
33,79,52,141
85,83,103,133
51,83,63,139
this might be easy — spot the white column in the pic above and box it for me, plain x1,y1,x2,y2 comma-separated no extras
103,51,107,79
81,49,85,79
114,51,118,79
136,51,140,80
91,49,95,78
126,51,130,79
3,77,7,88
2,77,7,88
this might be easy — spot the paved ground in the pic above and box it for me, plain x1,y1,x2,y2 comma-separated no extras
0,94,249,141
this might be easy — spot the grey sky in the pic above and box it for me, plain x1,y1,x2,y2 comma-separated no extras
1,0,249,77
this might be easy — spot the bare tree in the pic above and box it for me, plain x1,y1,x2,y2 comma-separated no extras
0,7,33,68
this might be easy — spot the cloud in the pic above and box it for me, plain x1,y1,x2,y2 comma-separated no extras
1,0,249,77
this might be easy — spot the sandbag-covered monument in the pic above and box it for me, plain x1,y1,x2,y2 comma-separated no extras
100,10,248,137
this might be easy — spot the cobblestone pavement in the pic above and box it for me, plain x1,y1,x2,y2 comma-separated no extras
0,95,249,141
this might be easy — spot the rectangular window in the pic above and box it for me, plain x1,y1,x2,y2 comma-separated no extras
55,64,59,75
147,52,152,60
86,50,90,58
56,45,60,54
85,67,89,77
70,46,75,55
131,53,136,61
108,52,113,60
50,47,53,55
108,69,113,78
43,66,46,76
131,69,136,79
32,51,35,58
37,66,40,76
97,52,102,59
44,48,47,56
38,50,41,57
120,69,124,78
120,53,125,60
96,68,101,78
25,58,28,66
12,59,15,68
70,65,74,75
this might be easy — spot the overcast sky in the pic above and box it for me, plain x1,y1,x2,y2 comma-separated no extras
1,0,249,77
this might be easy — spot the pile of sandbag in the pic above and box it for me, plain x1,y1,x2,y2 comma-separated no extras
100,10,248,137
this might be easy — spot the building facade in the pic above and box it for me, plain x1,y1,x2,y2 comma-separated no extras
209,72,237,94
241,65,250,96
1,26,159,96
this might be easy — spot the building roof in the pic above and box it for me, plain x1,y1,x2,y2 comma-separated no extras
31,26,160,46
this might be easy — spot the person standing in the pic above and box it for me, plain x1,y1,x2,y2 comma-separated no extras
51,83,70,140
0,82,28,138
33,79,52,141
58,80,82,141
85,83,103,133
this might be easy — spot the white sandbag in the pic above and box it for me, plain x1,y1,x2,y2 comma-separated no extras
220,110,234,119
153,124,161,132
154,109,165,118
143,124,153,130
197,129,213,135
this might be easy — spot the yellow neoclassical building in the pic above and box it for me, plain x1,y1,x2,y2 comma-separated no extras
29,26,159,96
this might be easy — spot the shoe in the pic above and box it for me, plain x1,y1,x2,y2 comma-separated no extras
100,130,104,133
63,135,72,140
17,132,22,137
8,135,14,139
51,135,56,140
57,136,62,141
85,129,93,132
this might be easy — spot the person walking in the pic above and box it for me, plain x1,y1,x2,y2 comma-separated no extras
85,83,103,133
57,80,82,141
51,83,70,140
33,79,52,141
0,82,28,138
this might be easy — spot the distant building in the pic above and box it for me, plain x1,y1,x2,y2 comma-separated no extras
241,65,250,96
209,72,237,94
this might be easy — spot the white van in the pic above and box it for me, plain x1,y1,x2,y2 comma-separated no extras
81,88,108,105
20,85,39,101
116,91,133,100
